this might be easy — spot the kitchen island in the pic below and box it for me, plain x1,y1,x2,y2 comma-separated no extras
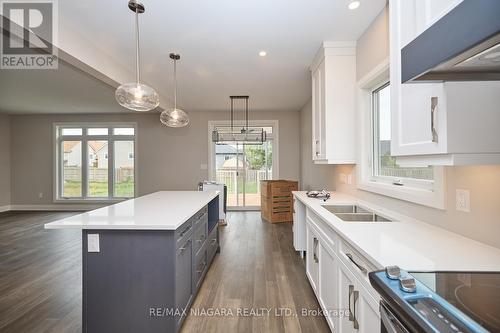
45,191,220,333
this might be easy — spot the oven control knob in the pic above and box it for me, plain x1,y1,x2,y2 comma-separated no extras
385,266,401,280
399,276,417,293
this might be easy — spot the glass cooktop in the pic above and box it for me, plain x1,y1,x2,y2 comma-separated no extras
410,272,500,332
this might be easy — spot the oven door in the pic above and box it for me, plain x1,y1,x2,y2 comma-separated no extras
380,302,410,333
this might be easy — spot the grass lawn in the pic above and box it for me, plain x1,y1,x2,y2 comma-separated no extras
226,181,258,194
63,181,134,198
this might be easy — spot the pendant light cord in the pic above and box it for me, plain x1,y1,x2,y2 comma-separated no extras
134,8,140,84
174,58,177,110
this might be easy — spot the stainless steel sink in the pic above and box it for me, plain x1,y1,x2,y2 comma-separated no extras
322,205,394,222
322,205,371,214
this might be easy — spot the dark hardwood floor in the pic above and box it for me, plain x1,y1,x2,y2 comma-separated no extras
0,211,329,333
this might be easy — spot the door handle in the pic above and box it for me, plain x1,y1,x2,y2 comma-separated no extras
345,253,368,275
353,289,359,330
431,96,438,143
179,240,191,254
313,237,319,263
348,284,354,322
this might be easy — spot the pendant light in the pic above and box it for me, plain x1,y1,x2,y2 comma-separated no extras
160,53,189,127
115,0,160,112
212,96,266,145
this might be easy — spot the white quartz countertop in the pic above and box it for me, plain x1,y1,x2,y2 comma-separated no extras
293,191,500,272
44,191,219,230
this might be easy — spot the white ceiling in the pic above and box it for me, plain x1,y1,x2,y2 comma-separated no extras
1,0,386,114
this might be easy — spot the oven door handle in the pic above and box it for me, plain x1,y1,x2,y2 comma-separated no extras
380,303,410,333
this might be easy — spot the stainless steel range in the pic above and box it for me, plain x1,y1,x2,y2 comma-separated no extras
369,267,500,333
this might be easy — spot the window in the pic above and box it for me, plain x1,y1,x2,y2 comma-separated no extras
55,124,136,200
371,83,434,190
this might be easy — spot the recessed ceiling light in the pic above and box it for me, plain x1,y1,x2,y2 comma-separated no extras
348,1,360,10
259,51,267,57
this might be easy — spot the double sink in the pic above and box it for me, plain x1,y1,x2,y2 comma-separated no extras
322,204,394,222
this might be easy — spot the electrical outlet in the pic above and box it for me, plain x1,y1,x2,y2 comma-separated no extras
87,234,100,253
347,174,353,185
200,164,208,170
38,192,44,199
456,189,470,213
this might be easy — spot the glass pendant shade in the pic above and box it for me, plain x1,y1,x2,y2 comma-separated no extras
115,82,160,112
115,0,160,112
161,53,189,127
160,108,189,127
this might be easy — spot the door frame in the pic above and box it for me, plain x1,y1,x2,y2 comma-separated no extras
207,120,279,211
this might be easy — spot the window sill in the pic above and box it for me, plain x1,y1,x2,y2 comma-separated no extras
357,178,445,210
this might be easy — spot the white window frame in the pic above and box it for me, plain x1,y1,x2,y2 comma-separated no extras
53,122,138,203
356,60,446,209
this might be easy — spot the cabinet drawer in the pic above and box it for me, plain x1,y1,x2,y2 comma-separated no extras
306,209,337,251
193,208,208,229
338,240,378,299
194,245,207,290
207,225,218,264
194,220,208,256
176,221,194,248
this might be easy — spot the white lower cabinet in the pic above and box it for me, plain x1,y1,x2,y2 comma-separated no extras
318,242,339,331
306,225,320,293
305,209,380,333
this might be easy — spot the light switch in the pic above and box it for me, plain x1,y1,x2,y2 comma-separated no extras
87,234,100,252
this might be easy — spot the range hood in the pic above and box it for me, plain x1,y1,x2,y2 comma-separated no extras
401,0,500,83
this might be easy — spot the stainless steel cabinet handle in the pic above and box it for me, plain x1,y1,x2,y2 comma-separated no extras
313,237,319,263
348,284,354,322
431,96,438,143
197,261,206,274
179,240,191,254
180,225,191,237
345,253,367,275
353,289,359,330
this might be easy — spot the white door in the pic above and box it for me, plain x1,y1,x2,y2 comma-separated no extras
355,284,381,333
319,242,339,332
390,0,448,157
306,225,320,293
311,60,326,160
337,261,357,333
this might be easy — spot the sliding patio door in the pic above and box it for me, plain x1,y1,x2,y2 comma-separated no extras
211,124,276,211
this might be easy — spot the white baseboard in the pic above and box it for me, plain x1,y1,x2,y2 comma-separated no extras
0,205,11,213
9,204,101,211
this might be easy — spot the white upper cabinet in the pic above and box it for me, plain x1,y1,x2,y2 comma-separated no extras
311,42,357,164
390,0,500,165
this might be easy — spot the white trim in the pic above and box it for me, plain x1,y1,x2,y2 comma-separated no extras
9,204,102,211
356,59,446,210
0,205,11,213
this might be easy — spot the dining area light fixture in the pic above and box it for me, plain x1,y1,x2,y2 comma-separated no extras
115,0,160,112
160,53,189,127
212,96,266,145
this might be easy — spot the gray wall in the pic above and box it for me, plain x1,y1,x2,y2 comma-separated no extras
356,6,389,80
299,100,336,191
9,111,300,205
0,114,10,208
